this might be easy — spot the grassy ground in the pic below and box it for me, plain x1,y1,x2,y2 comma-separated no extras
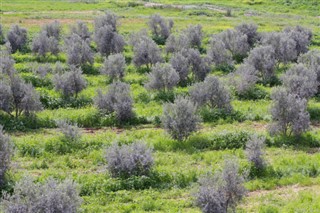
1,0,320,212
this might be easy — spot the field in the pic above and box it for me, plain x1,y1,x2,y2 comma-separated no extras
1,0,320,212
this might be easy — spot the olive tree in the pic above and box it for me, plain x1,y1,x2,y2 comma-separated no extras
0,24,5,45
283,25,312,56
235,23,259,47
162,96,200,141
184,24,203,49
100,53,126,81
53,66,87,98
65,33,94,67
43,21,61,41
189,76,232,112
207,37,233,68
281,63,318,99
148,14,173,44
298,50,320,91
7,25,27,53
94,11,118,32
70,21,91,42
269,87,310,136
0,125,13,187
145,63,179,92
165,33,189,54
245,135,266,170
94,81,133,123
31,31,59,57
169,52,190,84
195,157,247,213
245,45,276,84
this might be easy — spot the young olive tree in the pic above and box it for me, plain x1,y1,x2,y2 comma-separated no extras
261,32,297,64
245,45,276,84
162,96,200,141
269,87,310,136
70,21,91,42
207,37,233,68
53,66,87,98
145,63,179,92
43,21,61,41
65,33,94,67
0,125,13,187
298,50,320,91
165,33,189,54
189,76,232,112
132,35,163,69
245,135,266,170
105,141,154,178
281,63,318,99
235,23,259,47
169,52,190,84
100,53,126,81
230,63,259,96
216,29,250,61
31,31,59,57
195,157,247,213
7,25,27,53
94,11,118,32
283,25,312,56
184,24,203,49
0,54,16,77
1,177,82,213
94,25,125,56
94,81,133,123
56,120,82,143
0,24,5,45
148,14,173,44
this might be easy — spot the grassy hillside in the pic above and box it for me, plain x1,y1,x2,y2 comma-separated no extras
1,0,320,212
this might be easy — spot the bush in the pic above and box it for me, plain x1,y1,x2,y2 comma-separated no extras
1,177,82,213
245,45,276,84
56,120,81,142
7,25,27,53
94,81,133,123
145,63,179,92
281,63,318,99
0,125,13,187
195,157,247,213
245,134,266,171
65,33,94,68
100,53,126,81
105,141,154,178
189,76,232,112
148,14,173,44
162,96,200,141
269,87,310,136
53,66,87,98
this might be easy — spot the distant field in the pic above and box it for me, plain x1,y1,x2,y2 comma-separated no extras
1,0,320,212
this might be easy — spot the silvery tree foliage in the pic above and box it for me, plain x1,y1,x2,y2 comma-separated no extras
30,63,52,79
0,24,5,45
162,96,200,141
245,135,266,170
207,37,233,68
184,24,203,49
53,66,87,98
269,87,310,136
145,63,179,92
1,78,42,118
65,33,94,67
169,52,190,84
94,81,133,123
181,48,210,81
165,33,189,54
195,157,247,213
70,21,91,42
216,29,250,60
148,14,173,43
281,63,318,99
235,23,259,47
0,54,16,77
131,33,163,69
105,141,154,178
230,63,259,96
43,21,61,41
298,50,320,91
94,12,124,56
1,177,82,213
7,25,27,53
94,11,118,32
245,45,276,83
100,53,126,81
0,125,13,187
189,76,232,112
31,31,59,57
283,25,312,56
56,120,82,142
261,32,297,64
94,25,125,56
